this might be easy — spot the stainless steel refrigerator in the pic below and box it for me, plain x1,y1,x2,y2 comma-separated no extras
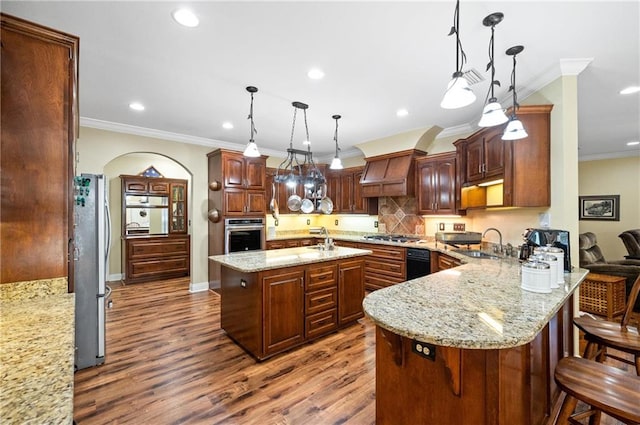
73,173,111,370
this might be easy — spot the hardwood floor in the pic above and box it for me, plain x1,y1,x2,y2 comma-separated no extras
74,278,636,424
74,278,376,424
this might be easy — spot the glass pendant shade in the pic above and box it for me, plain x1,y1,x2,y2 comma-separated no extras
502,118,528,140
330,156,343,170
243,140,260,157
441,73,476,109
478,99,508,127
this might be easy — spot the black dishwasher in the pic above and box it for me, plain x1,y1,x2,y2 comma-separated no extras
406,248,431,280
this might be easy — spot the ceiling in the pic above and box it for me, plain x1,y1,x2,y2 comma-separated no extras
3,1,639,162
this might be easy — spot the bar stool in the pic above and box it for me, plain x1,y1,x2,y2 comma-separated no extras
554,356,640,424
574,275,640,375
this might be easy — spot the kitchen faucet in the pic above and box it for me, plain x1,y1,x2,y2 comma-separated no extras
310,226,333,250
482,227,503,254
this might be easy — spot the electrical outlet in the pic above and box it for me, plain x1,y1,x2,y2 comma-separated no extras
335,219,339,226
374,220,378,228
411,340,436,361
453,223,465,232
439,223,445,231
306,219,310,225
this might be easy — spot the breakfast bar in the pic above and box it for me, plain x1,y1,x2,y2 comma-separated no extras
363,257,588,425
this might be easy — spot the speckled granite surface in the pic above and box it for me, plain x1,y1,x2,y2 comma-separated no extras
0,293,75,424
0,277,68,302
210,246,372,272
363,256,588,349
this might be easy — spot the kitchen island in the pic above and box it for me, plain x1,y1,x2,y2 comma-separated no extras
210,245,371,360
363,257,588,425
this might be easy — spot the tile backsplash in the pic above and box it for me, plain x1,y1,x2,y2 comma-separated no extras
378,197,425,236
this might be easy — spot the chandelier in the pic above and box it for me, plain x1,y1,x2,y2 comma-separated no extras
274,101,326,195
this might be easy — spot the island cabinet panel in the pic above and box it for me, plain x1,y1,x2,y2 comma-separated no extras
305,263,338,339
263,268,305,357
338,259,365,324
220,267,262,356
374,299,573,425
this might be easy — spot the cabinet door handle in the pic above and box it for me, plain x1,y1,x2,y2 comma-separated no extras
479,164,482,174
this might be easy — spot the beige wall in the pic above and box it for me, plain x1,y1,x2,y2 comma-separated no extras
579,156,640,260
77,127,214,289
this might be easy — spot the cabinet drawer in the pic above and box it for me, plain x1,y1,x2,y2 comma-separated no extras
437,253,461,271
306,264,337,291
360,244,406,261
305,287,337,315
364,259,405,279
128,238,189,259
148,181,170,194
123,179,147,193
364,274,404,291
128,256,189,280
305,309,338,340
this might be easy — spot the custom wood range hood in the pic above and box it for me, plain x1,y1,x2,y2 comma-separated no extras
359,149,426,197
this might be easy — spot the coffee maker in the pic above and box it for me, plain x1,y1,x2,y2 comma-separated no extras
520,228,572,272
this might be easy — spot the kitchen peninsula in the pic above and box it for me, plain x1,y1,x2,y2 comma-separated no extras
363,256,588,425
210,245,371,360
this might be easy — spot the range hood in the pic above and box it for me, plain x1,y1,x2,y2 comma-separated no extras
359,149,426,197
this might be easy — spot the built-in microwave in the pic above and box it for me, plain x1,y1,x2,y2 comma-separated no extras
224,218,265,254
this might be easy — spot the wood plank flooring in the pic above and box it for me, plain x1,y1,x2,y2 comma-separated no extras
74,278,376,424
74,278,635,425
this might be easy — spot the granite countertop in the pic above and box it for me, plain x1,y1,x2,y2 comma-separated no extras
363,257,588,350
0,293,75,424
209,246,372,272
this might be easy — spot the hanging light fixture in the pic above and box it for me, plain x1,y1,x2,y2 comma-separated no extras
274,101,326,191
329,114,344,170
440,0,476,109
242,86,260,157
502,45,528,140
478,12,509,127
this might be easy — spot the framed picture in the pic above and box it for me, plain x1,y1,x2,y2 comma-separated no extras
579,195,620,221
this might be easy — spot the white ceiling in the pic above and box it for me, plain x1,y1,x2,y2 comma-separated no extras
3,1,639,161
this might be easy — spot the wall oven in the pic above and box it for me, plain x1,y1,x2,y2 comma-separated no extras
224,218,265,253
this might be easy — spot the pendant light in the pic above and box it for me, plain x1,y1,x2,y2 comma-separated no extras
502,45,528,140
329,114,344,170
478,12,509,127
440,0,476,109
242,86,260,157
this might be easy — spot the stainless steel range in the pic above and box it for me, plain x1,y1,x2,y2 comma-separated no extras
362,234,422,243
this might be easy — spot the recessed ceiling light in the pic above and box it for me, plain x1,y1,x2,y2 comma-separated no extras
172,8,199,28
307,68,325,80
396,109,409,117
620,86,640,95
129,102,145,111
627,140,640,146
222,122,233,130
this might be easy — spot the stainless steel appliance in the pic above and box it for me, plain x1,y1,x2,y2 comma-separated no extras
435,231,482,248
523,228,571,272
362,234,421,243
224,218,265,253
407,248,431,280
73,173,112,370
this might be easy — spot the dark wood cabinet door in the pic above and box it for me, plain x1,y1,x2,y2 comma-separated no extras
351,169,367,213
246,190,266,215
434,159,456,214
245,157,266,190
263,269,305,356
417,160,436,214
340,172,354,212
466,138,485,182
338,259,365,325
222,153,245,188
325,172,341,212
223,188,246,215
483,129,505,179
1,16,79,284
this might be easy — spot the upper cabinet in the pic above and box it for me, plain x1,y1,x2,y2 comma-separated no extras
209,149,267,217
454,104,553,210
416,152,457,215
325,166,377,215
1,14,79,285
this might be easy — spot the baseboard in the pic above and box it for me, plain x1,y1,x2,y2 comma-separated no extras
189,281,209,293
108,273,123,282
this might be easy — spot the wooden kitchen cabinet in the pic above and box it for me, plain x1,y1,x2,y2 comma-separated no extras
1,14,78,286
416,152,457,215
359,242,406,291
338,259,365,324
305,263,338,339
326,166,377,214
431,251,462,273
454,105,553,209
263,268,305,357
223,151,266,190
124,235,190,283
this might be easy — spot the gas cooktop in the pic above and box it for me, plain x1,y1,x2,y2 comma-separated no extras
362,234,422,243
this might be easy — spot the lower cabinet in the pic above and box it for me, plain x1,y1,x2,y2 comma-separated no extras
266,238,317,250
432,251,462,273
221,257,365,360
123,235,190,284
359,243,407,291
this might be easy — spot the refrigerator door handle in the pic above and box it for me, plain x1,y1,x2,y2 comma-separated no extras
97,294,106,359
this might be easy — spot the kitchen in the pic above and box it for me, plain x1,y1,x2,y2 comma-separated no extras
1,1,639,424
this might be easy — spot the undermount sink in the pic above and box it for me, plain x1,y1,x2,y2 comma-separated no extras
306,245,336,251
452,249,500,260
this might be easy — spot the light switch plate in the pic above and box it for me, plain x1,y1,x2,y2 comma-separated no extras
453,223,465,231
439,223,445,231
